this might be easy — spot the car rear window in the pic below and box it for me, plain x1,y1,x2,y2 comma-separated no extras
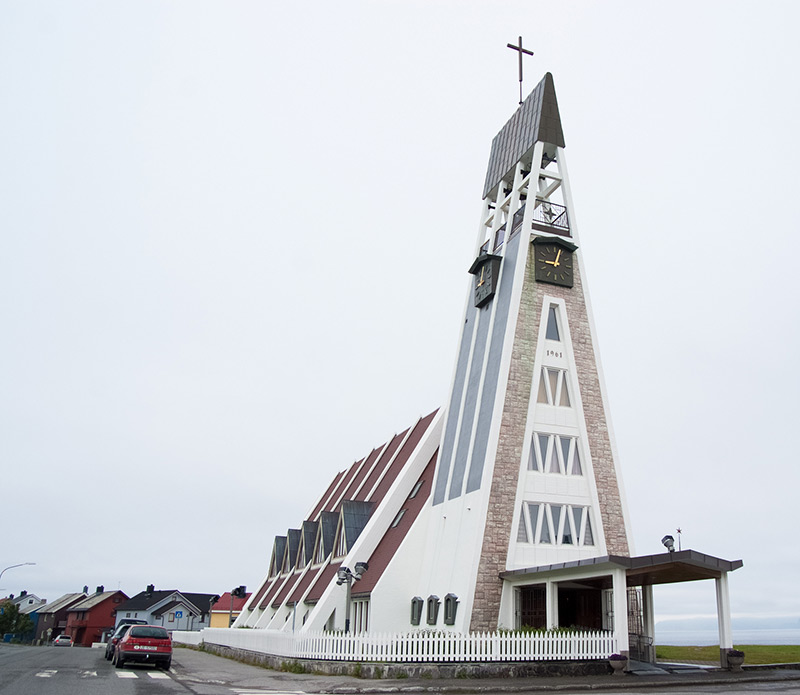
129,626,169,639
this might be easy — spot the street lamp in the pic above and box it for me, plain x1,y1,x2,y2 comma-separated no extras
0,562,35,582
335,563,368,633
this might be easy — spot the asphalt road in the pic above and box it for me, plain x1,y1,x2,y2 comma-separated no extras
2,643,800,695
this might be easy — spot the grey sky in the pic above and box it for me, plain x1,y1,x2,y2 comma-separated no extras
2,1,798,628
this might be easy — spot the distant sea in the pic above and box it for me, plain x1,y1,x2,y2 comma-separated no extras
656,628,800,646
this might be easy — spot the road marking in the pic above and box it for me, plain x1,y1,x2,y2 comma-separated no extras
80,670,98,677
149,672,170,679
36,670,57,678
116,671,138,678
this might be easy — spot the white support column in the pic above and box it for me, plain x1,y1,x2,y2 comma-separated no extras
611,568,629,657
642,584,655,663
546,580,558,629
716,572,733,667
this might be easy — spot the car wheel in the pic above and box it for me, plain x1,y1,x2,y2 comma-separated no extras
114,652,125,669
160,658,171,670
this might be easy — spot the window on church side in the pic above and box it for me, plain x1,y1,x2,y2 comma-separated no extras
408,480,424,499
546,305,560,341
391,509,406,528
517,503,595,547
537,368,572,407
529,433,583,476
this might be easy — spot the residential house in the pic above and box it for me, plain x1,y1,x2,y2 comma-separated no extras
115,586,218,632
35,592,87,643
210,591,251,628
65,587,128,647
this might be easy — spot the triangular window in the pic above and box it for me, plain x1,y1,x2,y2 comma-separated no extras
517,504,529,543
528,503,543,543
548,369,559,403
547,439,560,473
558,374,571,407
562,507,574,545
583,513,595,546
560,437,571,471
571,447,582,475
546,306,560,341
551,505,563,543
537,374,549,404
573,507,584,542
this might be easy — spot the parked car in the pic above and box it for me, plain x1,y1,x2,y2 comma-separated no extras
112,625,172,670
104,623,133,660
53,634,73,646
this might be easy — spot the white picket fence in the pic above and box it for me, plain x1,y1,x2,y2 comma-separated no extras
173,627,616,663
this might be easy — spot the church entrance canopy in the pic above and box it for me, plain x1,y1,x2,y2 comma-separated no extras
500,550,742,667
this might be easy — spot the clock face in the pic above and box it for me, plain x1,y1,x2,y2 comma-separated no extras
475,263,494,305
534,243,574,287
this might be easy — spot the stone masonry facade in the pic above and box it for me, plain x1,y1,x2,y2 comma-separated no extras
469,241,629,632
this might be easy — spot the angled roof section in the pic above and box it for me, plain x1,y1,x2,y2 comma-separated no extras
482,72,565,200
36,592,87,615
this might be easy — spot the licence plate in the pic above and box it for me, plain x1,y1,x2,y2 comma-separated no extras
137,645,158,651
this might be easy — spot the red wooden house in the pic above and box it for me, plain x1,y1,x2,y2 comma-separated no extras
65,587,128,647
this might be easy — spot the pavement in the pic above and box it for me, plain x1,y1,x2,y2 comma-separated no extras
174,648,800,694
319,665,800,693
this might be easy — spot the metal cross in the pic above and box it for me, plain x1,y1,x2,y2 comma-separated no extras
507,36,534,105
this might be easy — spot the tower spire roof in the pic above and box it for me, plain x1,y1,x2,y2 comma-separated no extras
482,72,565,200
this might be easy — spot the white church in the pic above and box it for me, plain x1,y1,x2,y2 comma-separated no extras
232,71,742,666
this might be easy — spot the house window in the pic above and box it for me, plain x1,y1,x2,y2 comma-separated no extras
169,613,175,622
426,596,440,626
444,594,458,626
529,433,582,475
410,597,423,626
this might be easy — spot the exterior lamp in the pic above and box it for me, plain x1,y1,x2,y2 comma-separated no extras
661,535,675,552
335,563,369,633
0,562,35,582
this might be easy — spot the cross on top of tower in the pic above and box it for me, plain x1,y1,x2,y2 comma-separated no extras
507,36,534,105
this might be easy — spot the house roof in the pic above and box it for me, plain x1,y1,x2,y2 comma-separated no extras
68,591,126,612
36,593,87,615
211,592,251,613
117,590,178,612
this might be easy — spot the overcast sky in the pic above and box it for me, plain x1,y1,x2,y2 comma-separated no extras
2,1,799,632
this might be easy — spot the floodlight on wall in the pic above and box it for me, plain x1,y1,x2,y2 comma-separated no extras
336,568,350,585
661,535,675,552
354,562,369,579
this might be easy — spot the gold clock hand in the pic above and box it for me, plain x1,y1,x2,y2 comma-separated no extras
553,249,562,267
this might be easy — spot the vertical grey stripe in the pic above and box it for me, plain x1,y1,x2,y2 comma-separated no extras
432,304,476,505
448,304,491,500
466,232,520,493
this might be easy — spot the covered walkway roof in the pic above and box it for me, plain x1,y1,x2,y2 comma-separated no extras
500,549,743,586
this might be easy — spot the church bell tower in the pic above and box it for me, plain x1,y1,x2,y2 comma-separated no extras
421,72,633,631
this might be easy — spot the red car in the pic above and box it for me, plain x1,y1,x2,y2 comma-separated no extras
112,625,172,670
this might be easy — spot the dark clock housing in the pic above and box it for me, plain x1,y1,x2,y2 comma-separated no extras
468,253,503,308
532,236,578,288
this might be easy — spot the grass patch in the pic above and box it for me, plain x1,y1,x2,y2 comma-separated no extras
656,644,800,665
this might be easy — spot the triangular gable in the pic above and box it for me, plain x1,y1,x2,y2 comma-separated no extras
298,520,318,567
269,536,287,578
334,500,374,557
313,511,339,564
282,528,302,572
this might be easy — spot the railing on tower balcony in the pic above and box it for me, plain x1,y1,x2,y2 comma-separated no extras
481,200,571,254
